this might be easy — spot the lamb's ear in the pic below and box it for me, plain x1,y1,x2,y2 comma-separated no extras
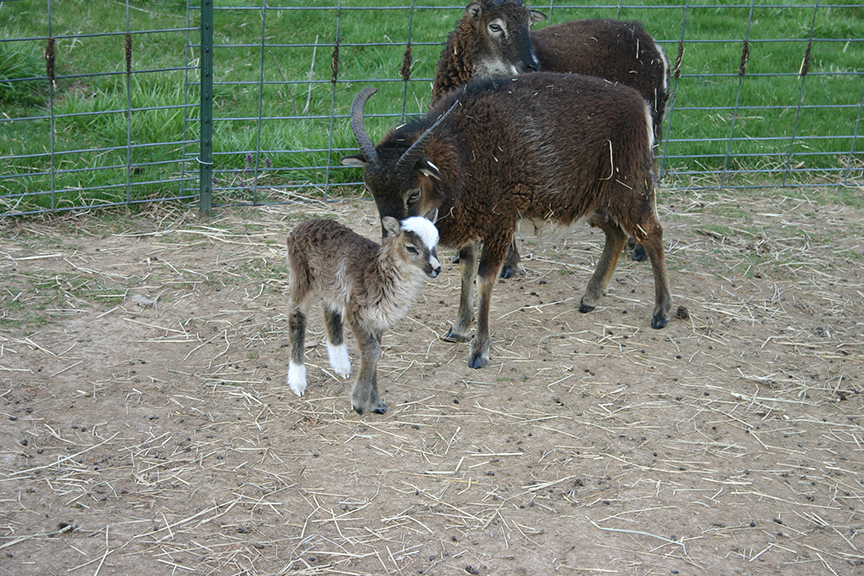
529,10,547,23
425,208,439,224
466,2,483,20
341,154,368,168
382,216,400,238
419,159,443,181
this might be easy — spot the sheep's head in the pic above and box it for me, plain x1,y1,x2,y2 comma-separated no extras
342,88,455,233
465,0,546,78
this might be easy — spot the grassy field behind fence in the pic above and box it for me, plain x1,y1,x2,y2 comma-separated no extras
1,1,862,213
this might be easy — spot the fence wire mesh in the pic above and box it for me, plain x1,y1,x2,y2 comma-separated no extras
1,1,862,217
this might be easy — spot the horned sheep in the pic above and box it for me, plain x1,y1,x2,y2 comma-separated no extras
342,74,675,370
286,215,440,414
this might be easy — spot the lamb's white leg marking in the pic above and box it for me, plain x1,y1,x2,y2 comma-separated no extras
327,342,351,379
288,361,307,396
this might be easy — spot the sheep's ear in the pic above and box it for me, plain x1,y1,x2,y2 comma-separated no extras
425,208,439,224
341,154,368,168
466,2,483,20
382,217,400,237
419,159,443,181
529,10,547,23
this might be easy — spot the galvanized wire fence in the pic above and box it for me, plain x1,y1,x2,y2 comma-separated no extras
1,1,862,217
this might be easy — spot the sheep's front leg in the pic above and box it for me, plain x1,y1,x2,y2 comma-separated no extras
349,324,386,415
443,241,478,343
579,212,627,314
468,236,508,369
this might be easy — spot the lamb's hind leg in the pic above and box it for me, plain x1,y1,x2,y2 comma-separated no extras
349,323,386,415
443,240,478,343
287,302,308,396
323,303,351,379
579,212,627,314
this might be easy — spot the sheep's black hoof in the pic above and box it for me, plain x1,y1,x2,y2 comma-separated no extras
651,315,669,329
578,301,595,314
452,254,460,264
443,328,470,343
353,401,388,415
499,264,516,279
468,351,488,369
631,244,647,262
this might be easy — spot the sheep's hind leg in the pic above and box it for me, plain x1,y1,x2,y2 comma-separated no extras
579,213,627,314
349,324,386,414
323,303,351,378
637,229,673,329
287,304,308,396
443,241,478,343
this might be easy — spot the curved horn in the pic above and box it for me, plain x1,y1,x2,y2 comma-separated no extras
350,87,381,167
395,100,459,175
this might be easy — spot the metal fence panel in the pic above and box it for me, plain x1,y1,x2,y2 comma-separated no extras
1,1,862,217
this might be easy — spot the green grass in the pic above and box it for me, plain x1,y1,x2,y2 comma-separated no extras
1,0,862,214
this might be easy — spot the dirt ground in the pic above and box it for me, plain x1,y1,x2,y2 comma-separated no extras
1,187,862,576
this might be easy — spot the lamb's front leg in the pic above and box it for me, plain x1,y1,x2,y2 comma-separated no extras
323,303,351,378
287,304,308,396
468,236,509,369
349,324,386,415
443,240,478,343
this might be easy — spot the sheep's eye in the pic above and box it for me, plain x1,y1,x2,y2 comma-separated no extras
407,189,421,203
489,23,502,34
405,245,419,255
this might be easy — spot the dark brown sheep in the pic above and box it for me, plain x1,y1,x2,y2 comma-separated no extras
342,74,674,369
432,0,670,273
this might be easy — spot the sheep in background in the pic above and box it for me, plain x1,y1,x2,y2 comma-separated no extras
433,0,670,272
286,215,440,414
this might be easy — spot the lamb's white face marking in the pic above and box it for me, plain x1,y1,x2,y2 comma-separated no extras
401,217,440,270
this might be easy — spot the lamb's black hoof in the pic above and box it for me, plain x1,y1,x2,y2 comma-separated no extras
499,264,516,279
651,315,669,329
578,301,595,314
631,244,647,262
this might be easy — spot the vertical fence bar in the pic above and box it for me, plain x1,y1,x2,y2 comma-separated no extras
199,0,214,217
46,0,56,210
400,0,416,121
659,1,689,182
323,0,343,199
124,0,133,204
783,2,819,187
253,0,269,205
182,0,192,199
719,0,754,189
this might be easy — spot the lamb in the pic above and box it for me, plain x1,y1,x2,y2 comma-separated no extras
286,215,440,414
342,76,674,370
433,0,670,273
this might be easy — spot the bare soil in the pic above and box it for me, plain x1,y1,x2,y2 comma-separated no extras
1,188,862,576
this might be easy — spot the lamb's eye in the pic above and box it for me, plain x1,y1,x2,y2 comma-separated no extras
407,189,421,203
489,23,502,33
405,245,419,255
